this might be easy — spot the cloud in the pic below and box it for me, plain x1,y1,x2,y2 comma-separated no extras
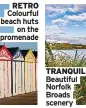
51,13,86,27
74,4,86,12
67,5,86,12
55,41,69,43
46,4,86,16
64,13,86,21
74,24,79,27
46,39,69,43
52,18,67,23
46,36,86,45
45,4,86,43
82,22,86,27
45,25,66,37
45,5,67,14
52,18,68,26
58,32,66,34
48,13,57,17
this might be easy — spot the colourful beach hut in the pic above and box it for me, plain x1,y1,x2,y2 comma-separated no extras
8,47,25,96
0,45,37,99
21,49,36,93
0,45,12,98
33,51,38,91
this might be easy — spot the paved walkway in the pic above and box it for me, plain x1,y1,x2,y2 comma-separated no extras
0,91,37,105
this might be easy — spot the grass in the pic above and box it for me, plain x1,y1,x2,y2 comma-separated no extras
45,42,86,67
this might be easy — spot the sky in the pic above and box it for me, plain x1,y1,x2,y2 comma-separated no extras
0,42,37,51
45,4,86,44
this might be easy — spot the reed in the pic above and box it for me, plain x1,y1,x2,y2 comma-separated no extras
74,76,86,105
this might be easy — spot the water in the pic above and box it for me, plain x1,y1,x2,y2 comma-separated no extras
52,49,86,59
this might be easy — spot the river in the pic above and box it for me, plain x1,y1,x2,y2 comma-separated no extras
52,49,86,59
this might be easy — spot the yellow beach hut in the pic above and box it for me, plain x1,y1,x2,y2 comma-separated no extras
21,49,36,93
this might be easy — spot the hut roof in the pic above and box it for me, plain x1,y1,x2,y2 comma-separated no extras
33,51,37,58
0,45,12,59
21,50,30,57
0,45,3,48
7,47,19,56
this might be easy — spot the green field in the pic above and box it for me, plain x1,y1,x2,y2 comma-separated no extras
47,42,86,50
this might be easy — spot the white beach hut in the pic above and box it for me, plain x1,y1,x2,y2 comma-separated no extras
8,47,25,96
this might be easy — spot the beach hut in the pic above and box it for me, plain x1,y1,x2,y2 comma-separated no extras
0,45,12,98
8,47,25,96
33,51,38,91
21,49,36,93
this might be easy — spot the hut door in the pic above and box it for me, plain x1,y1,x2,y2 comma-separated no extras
3,61,6,97
21,62,25,94
3,61,10,97
30,62,36,92
0,61,10,98
27,62,30,92
36,61,37,91
16,62,21,94
0,61,1,98
7,61,11,97
3,61,7,97
32,63,35,91
19,62,21,94
0,61,4,98
12,61,16,95
30,63,33,92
